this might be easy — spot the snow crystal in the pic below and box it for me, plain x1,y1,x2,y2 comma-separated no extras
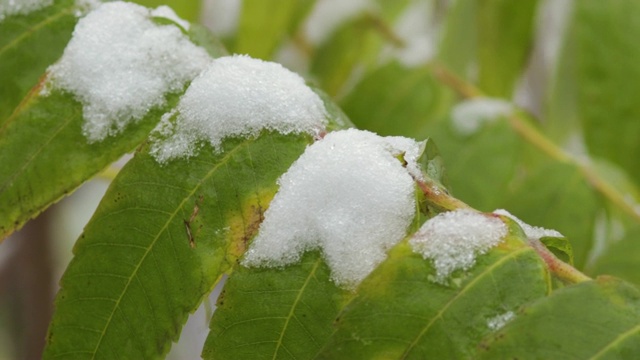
242,129,421,288
410,209,508,284
0,0,52,22
45,1,211,142
150,55,328,163
451,98,513,136
493,209,563,240
303,0,373,45
151,5,190,30
487,311,515,331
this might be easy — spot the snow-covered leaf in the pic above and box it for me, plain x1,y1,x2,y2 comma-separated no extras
0,0,76,123
0,2,224,240
44,133,313,358
317,223,549,359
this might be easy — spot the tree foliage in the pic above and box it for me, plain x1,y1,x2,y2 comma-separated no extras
1,0,639,359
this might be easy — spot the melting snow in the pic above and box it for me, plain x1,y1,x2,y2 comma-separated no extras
0,0,52,22
150,55,328,163
451,98,512,136
242,129,421,288
410,209,507,283
45,1,211,142
493,209,563,240
487,311,515,331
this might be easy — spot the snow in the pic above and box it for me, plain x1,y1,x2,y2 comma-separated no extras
45,1,211,142
393,0,436,67
493,209,563,240
410,209,507,284
487,311,515,331
242,129,421,288
451,98,513,136
0,0,52,22
150,55,328,163
303,0,373,45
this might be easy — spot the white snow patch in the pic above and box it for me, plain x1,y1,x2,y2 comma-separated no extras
393,0,436,67
451,98,513,136
487,311,515,331
242,129,420,288
493,209,563,240
150,55,328,163
303,0,373,45
410,209,508,284
151,5,190,30
0,0,52,22
45,1,211,142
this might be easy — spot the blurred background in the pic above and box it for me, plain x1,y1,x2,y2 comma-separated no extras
2,0,639,358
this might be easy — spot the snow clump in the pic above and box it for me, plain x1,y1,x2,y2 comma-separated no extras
45,1,211,142
0,0,52,22
487,311,515,331
150,55,328,163
410,209,508,283
451,98,512,136
242,129,421,288
493,209,563,240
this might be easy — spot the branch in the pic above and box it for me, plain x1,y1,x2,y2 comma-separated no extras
415,176,592,284
429,62,640,223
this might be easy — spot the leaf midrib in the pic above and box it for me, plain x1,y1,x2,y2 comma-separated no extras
0,111,79,197
0,5,74,57
400,246,533,359
272,258,322,360
89,139,252,359
590,322,640,359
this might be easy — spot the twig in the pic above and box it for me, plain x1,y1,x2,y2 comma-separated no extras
429,61,640,223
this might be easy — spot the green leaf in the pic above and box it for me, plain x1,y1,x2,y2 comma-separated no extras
503,162,601,269
430,118,522,211
234,0,316,59
0,0,76,123
203,251,350,359
44,133,312,359
478,277,640,359
420,138,450,190
317,226,550,359
310,14,383,97
131,0,202,22
477,0,539,97
437,0,477,78
0,23,226,241
0,90,170,240
590,226,640,286
573,0,640,184
540,236,574,265
339,61,454,139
